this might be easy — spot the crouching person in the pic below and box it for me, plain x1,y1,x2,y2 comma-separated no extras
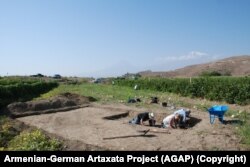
129,112,155,126
174,109,191,128
162,113,180,129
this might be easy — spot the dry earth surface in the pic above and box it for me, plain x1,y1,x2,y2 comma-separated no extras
17,103,242,151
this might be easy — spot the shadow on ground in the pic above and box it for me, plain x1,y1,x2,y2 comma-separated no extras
224,119,243,125
103,112,129,120
188,117,202,128
103,134,156,140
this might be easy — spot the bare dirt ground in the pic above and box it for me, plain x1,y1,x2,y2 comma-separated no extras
17,103,243,151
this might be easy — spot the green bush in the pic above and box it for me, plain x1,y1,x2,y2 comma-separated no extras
199,70,231,77
200,71,222,77
0,116,18,148
0,81,58,108
8,130,62,151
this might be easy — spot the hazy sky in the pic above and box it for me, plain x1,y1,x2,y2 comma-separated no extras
1,0,250,77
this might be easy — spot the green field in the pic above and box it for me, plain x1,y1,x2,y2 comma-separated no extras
38,83,213,110
1,78,250,150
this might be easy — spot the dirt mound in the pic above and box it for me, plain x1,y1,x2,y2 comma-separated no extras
5,93,96,118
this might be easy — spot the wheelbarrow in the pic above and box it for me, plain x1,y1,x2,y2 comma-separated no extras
205,105,228,124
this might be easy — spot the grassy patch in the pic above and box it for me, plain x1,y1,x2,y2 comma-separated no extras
236,111,250,149
238,124,250,148
225,109,239,117
0,116,18,148
0,116,62,151
7,130,62,151
0,116,7,125
37,83,199,111
38,83,174,104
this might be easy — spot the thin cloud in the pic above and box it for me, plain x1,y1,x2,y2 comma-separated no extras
157,51,209,62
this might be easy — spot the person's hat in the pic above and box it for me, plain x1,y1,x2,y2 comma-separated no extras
148,112,154,119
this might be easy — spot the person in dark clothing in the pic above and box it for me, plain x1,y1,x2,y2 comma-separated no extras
129,112,155,126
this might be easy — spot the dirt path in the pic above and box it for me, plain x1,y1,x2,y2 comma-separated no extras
17,103,242,150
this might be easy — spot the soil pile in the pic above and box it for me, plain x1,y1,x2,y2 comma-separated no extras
5,93,96,118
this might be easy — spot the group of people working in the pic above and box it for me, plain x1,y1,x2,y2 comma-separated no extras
129,109,191,129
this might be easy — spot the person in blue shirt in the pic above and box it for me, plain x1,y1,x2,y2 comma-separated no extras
174,109,191,128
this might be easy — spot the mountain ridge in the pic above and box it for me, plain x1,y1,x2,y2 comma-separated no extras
138,55,250,77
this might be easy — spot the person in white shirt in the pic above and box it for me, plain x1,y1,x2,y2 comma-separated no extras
162,113,180,128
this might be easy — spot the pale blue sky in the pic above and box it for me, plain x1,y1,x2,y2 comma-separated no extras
1,0,250,77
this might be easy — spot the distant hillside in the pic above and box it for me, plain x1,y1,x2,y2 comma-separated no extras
138,55,250,77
